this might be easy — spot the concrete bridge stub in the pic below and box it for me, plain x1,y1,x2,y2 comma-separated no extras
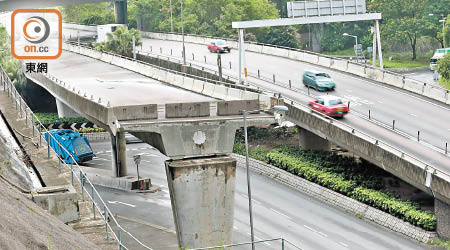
55,99,80,118
165,156,236,249
435,199,450,240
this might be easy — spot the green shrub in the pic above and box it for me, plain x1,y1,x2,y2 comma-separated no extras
35,113,90,125
234,144,437,231
75,127,105,133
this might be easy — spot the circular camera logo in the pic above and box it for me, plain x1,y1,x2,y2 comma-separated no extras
23,16,50,44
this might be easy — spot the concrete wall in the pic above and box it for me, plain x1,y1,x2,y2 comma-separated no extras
165,156,236,249
298,127,331,150
32,185,79,224
435,199,450,239
55,99,80,118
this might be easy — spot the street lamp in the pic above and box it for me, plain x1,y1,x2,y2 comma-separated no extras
439,19,447,48
343,33,358,62
169,0,174,33
242,105,288,250
181,0,186,65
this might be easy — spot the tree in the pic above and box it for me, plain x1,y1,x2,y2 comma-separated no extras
95,26,142,57
369,0,430,60
263,26,299,48
425,0,450,48
438,53,450,80
0,27,25,88
59,3,114,25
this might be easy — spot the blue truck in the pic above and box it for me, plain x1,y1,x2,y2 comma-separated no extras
43,129,94,164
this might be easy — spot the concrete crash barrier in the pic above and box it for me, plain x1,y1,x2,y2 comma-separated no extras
288,50,303,61
165,72,177,85
202,82,216,97
261,46,278,56
182,77,195,90
274,47,289,58
172,74,184,87
113,104,158,121
331,59,348,72
303,53,319,64
226,88,243,100
347,63,366,77
404,78,425,94
383,72,404,89
423,85,448,103
165,157,236,249
365,67,384,82
192,79,205,93
62,23,97,32
217,100,259,116
241,90,259,101
165,102,210,118
246,43,262,53
318,56,332,68
212,84,228,100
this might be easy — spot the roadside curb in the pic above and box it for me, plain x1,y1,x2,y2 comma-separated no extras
231,153,437,243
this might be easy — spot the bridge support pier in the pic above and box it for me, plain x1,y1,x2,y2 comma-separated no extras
110,130,127,177
55,99,79,118
435,199,450,239
297,127,331,151
165,156,236,249
114,0,128,24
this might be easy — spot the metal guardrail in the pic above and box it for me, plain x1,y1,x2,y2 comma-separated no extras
64,40,261,94
0,65,154,250
191,238,303,250
144,30,447,91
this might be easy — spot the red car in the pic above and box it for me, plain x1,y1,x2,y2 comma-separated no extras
207,40,231,53
308,95,349,118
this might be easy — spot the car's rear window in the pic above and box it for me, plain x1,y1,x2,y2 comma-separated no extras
316,73,330,78
328,99,343,105
216,41,225,45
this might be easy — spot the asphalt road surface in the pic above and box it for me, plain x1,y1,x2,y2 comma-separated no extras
139,39,450,154
85,140,428,250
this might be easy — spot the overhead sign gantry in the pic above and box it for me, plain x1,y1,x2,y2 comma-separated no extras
232,0,383,85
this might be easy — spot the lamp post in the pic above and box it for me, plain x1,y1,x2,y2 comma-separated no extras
429,13,448,48
169,0,174,33
181,0,186,65
242,105,288,250
439,19,447,48
343,33,358,62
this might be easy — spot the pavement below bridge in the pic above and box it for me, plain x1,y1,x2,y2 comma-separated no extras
86,139,431,250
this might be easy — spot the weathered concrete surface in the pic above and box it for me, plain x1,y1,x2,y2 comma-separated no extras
217,99,259,116
165,102,210,118
435,199,450,240
122,114,275,159
56,99,80,118
81,166,151,191
298,127,331,151
165,156,236,249
32,185,79,223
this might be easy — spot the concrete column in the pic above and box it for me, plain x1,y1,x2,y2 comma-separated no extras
165,156,236,249
55,99,79,118
435,199,450,239
114,0,128,24
298,127,331,151
110,131,127,177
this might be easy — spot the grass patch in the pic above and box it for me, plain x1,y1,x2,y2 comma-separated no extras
428,238,450,249
323,48,431,68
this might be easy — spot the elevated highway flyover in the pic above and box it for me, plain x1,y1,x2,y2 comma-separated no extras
54,34,450,239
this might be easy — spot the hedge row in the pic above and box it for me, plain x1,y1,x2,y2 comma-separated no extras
234,144,436,231
35,113,90,125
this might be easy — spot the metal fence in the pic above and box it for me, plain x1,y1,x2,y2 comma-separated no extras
0,65,154,250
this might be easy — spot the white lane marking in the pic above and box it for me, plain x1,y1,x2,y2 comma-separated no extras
346,89,353,92
239,194,261,205
107,200,136,208
95,151,105,154
131,148,139,151
304,225,318,233
318,231,328,237
254,236,271,246
142,160,153,163
270,208,292,220
233,226,238,230
303,225,327,237
106,150,111,153
339,242,349,247
377,101,384,104
410,113,418,117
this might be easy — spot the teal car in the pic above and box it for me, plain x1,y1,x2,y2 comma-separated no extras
302,70,336,91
